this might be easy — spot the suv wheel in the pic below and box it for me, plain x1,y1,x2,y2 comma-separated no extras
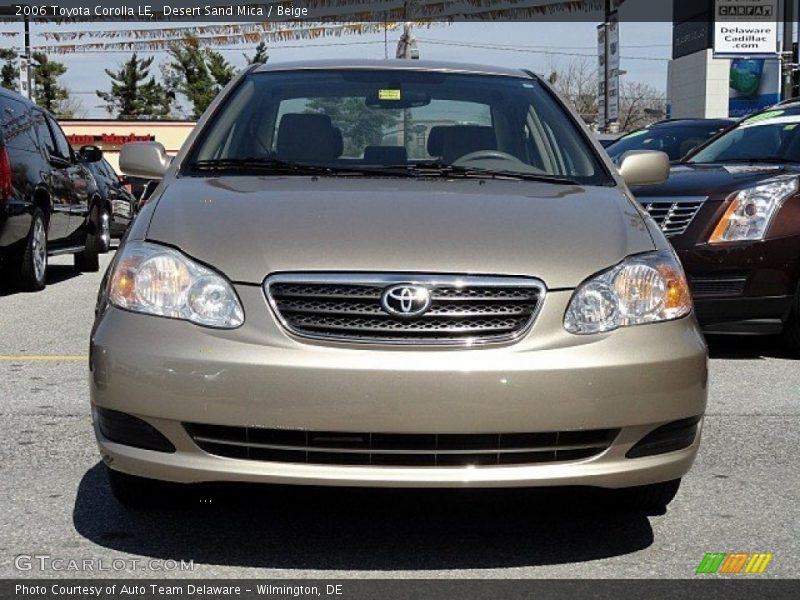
106,467,185,508
19,208,48,292
74,206,101,272
98,206,111,254
784,288,800,355
613,478,682,511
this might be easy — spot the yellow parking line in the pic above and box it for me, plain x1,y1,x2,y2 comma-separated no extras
0,355,87,362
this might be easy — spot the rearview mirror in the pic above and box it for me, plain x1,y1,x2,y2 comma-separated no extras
119,142,171,179
78,145,103,163
618,150,670,187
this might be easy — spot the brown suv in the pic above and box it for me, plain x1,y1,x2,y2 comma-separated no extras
631,103,800,352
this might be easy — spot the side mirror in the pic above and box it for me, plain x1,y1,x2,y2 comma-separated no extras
618,150,670,186
119,142,171,180
79,145,103,163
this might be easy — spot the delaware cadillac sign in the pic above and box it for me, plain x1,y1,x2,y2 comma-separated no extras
713,0,778,58
66,132,156,151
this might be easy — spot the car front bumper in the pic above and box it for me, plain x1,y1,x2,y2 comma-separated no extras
677,237,800,335
90,286,708,489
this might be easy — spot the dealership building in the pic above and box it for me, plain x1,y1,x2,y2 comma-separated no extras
669,0,784,119
61,120,196,171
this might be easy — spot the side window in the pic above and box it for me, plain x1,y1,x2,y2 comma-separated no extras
33,111,56,156
47,116,72,160
1,96,38,158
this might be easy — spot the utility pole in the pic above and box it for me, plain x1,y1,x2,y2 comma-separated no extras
781,0,796,100
24,16,31,98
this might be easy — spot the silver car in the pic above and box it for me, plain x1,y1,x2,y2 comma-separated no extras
92,60,707,510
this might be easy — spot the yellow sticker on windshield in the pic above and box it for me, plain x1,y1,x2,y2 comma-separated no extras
378,89,401,101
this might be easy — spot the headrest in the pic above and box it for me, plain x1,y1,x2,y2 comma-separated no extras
363,145,408,165
441,125,497,163
427,126,447,157
276,113,341,162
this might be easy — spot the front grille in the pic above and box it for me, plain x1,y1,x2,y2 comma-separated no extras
185,424,618,467
265,274,544,345
640,197,706,237
690,274,748,298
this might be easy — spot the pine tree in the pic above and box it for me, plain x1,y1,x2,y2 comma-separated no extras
31,52,71,116
96,53,172,119
163,36,235,119
0,49,17,91
244,42,269,65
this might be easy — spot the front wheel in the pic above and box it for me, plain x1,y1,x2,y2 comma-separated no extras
74,206,100,272
613,478,682,511
18,208,48,292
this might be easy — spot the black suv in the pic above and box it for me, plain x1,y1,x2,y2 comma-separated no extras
0,87,106,291
83,153,137,252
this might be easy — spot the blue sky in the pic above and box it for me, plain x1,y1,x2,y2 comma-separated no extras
5,21,672,117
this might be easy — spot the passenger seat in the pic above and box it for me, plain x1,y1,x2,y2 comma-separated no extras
276,113,343,162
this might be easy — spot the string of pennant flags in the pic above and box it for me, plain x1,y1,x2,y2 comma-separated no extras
0,0,608,53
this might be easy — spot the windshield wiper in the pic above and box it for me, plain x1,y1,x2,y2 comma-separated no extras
407,162,580,185
691,157,800,165
189,157,333,175
188,158,420,178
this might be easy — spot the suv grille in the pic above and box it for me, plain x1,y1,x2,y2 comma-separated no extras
185,424,618,467
640,197,706,237
265,274,544,345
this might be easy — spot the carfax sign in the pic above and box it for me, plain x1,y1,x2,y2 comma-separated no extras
713,0,779,58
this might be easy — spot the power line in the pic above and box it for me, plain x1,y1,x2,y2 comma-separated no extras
416,38,669,61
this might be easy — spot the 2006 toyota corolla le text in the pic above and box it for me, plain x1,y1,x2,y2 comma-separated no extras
90,60,707,510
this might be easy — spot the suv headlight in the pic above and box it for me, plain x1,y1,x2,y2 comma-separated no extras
107,241,244,329
564,250,692,335
709,177,797,243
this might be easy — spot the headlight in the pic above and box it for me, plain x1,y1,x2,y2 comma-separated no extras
564,250,692,335
709,177,797,243
108,241,244,329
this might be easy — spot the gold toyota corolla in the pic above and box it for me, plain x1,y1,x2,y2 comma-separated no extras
91,60,707,510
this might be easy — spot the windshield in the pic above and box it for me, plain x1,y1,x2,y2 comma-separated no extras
607,124,728,162
186,69,610,185
688,111,800,164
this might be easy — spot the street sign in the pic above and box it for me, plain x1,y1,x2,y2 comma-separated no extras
607,13,620,122
713,0,779,58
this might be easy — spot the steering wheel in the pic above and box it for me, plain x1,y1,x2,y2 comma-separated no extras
454,150,520,164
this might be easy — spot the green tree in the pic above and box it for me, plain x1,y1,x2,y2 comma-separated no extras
0,49,17,91
163,36,235,119
244,41,269,65
306,97,399,156
96,53,173,119
31,52,71,116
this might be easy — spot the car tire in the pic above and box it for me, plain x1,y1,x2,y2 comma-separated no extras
74,206,101,272
106,467,185,508
614,478,682,511
18,208,48,292
98,205,111,254
784,289,800,355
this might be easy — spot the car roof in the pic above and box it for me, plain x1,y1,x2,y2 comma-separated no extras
0,86,37,108
252,59,532,79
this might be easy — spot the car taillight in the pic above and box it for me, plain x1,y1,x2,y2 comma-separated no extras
0,146,12,202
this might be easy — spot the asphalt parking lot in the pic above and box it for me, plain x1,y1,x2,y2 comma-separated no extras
0,250,798,579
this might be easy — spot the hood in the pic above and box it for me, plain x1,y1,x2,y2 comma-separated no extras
633,163,800,198
144,176,655,289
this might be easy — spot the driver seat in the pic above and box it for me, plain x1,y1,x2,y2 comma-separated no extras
441,126,497,163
